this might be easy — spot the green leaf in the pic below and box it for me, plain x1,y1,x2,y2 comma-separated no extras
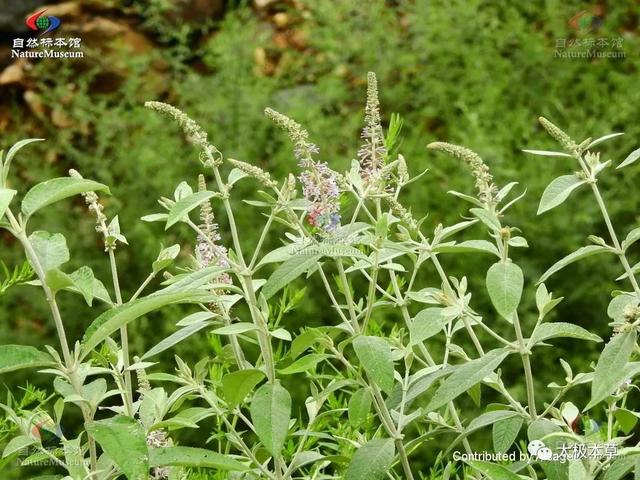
44,268,74,292
2,139,44,185
149,446,247,471
486,261,523,320
614,408,640,435
345,438,395,480
166,191,216,229
86,416,148,480
470,207,501,232
537,174,587,214
81,291,213,358
618,147,640,170
22,177,110,218
410,308,449,345
29,231,69,272
290,328,323,359
222,369,265,407
622,227,640,251
211,323,259,335
69,266,95,305
433,240,500,257
522,149,573,158
152,244,181,273
603,455,640,480
493,416,523,453
529,323,602,346
353,336,395,394
250,383,291,457
586,132,624,149
63,436,89,479
607,294,637,321
0,188,16,221
467,460,521,480
426,348,509,412
348,388,372,428
538,245,611,284
279,354,327,375
0,345,52,373
262,254,320,300
587,329,638,410
2,435,35,458
141,320,213,360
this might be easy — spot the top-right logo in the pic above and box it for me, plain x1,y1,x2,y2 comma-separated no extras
569,6,605,33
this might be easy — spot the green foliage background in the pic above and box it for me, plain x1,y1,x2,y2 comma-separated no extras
1,0,639,476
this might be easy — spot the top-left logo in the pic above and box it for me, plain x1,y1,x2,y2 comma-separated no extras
26,9,61,36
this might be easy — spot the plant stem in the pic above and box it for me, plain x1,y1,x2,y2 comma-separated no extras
129,271,156,302
512,312,537,419
336,259,360,334
108,249,133,416
590,182,640,298
208,162,277,383
5,208,99,472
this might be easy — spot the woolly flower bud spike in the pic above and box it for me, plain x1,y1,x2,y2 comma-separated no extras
538,117,578,153
195,175,232,284
69,169,109,244
266,107,342,235
145,101,219,163
427,142,498,207
227,158,277,188
358,72,387,182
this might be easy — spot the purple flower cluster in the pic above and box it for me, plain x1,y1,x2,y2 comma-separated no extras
297,148,341,234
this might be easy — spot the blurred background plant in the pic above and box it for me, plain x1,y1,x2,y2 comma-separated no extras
0,0,639,476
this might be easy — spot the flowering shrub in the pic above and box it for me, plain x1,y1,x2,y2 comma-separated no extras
1,72,640,480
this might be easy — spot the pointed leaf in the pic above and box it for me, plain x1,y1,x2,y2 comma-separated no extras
262,254,320,300
348,388,372,428
529,322,602,346
538,174,587,214
69,266,95,305
467,460,521,480
410,308,449,345
0,345,52,373
251,383,291,457
22,177,110,218
0,188,16,221
81,291,213,358
433,240,500,257
618,147,640,169
279,354,327,375
486,261,523,320
29,231,69,272
166,191,216,229
141,321,213,360
2,139,44,184
211,323,259,335
587,329,637,410
353,336,395,394
586,132,624,149
426,348,509,412
149,446,247,471
522,149,573,158
345,438,395,480
86,416,148,480
538,245,611,284
222,369,265,407
493,415,523,453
